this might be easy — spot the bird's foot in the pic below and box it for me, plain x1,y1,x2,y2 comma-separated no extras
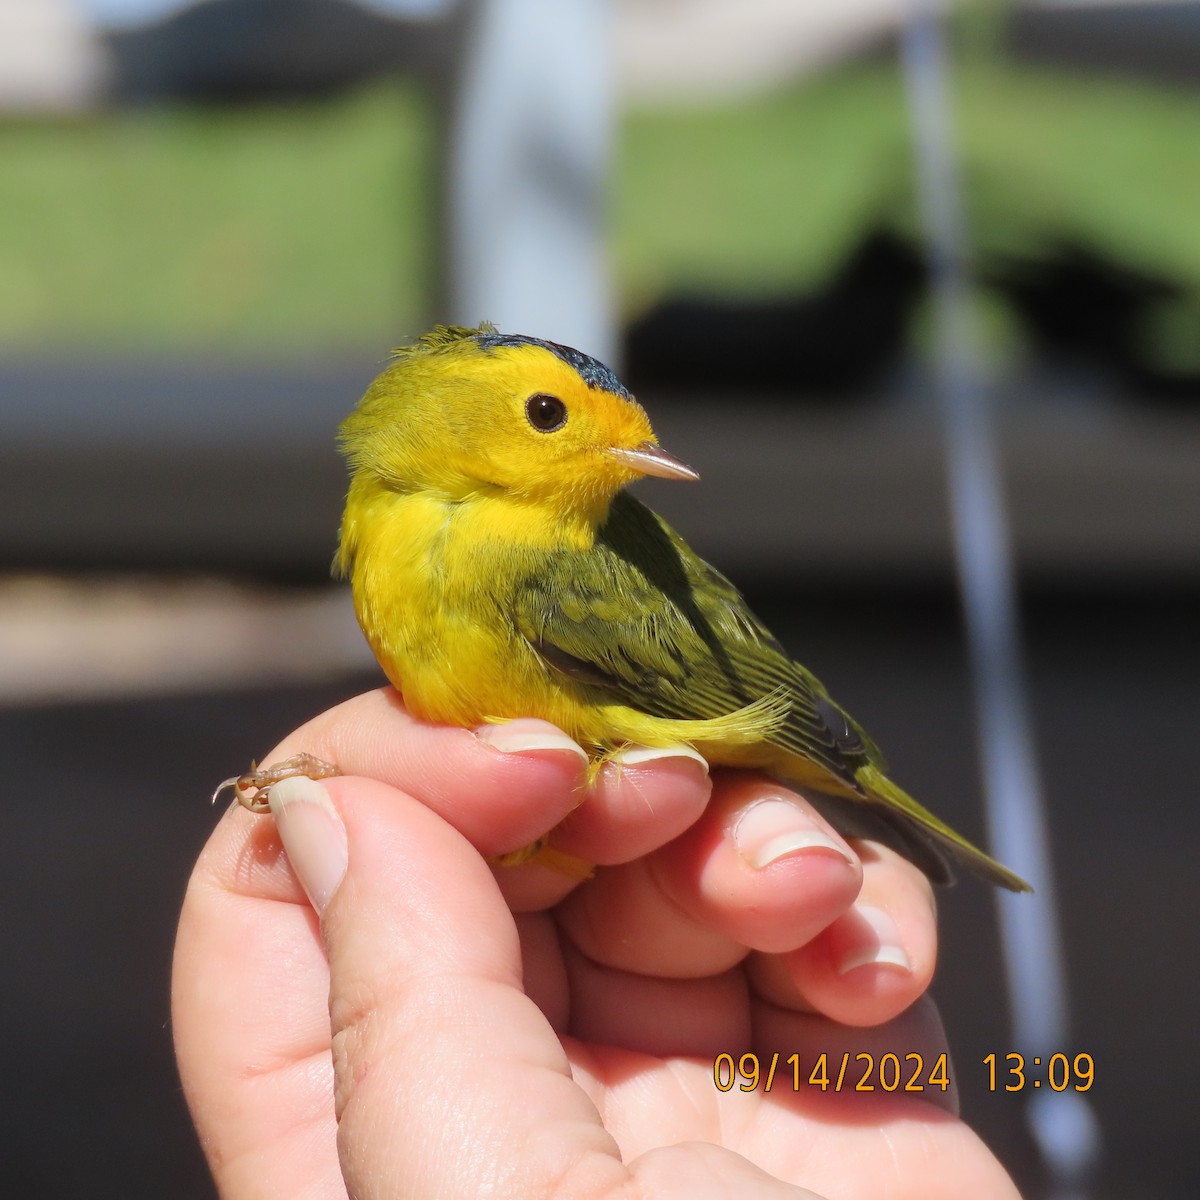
211,753,342,813
489,837,548,868
489,837,594,880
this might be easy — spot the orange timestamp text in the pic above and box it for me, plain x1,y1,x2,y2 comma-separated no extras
983,1052,1095,1092
713,1051,950,1094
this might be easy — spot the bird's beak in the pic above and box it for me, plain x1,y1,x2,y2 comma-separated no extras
608,441,699,482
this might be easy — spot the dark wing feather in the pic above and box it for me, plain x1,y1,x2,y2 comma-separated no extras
514,492,876,788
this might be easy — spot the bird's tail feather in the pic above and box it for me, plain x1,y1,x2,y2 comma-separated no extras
854,764,1033,893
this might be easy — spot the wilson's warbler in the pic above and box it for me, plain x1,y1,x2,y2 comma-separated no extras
331,323,1030,892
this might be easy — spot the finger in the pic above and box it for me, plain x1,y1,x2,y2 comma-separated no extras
257,692,715,877
259,688,590,857
288,774,631,1200
563,944,753,1058
552,744,712,864
746,841,938,1028
172,800,341,1199
490,744,712,915
556,774,862,979
515,912,570,1031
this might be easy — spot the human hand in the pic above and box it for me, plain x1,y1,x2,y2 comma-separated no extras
172,687,1019,1199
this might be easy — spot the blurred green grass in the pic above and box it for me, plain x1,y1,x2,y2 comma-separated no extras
0,83,434,353
2,61,1198,355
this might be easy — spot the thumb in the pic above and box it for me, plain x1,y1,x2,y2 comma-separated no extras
268,774,624,1200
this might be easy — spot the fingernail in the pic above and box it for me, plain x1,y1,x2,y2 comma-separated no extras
474,719,589,765
732,797,855,870
835,906,912,976
269,775,347,916
608,743,709,775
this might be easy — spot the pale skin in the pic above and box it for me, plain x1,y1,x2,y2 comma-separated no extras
172,687,1021,1200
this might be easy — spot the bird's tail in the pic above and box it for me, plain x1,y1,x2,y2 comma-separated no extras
854,764,1033,893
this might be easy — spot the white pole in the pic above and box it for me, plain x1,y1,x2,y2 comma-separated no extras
444,0,616,363
899,5,1101,1196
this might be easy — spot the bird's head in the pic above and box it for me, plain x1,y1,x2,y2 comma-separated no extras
338,324,697,524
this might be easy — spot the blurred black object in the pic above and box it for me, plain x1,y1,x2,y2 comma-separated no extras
624,228,1199,406
1009,1,1200,86
987,242,1200,405
623,229,926,397
106,0,434,103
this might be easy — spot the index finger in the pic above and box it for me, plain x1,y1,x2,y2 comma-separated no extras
255,687,591,858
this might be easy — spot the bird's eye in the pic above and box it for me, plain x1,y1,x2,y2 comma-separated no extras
525,393,568,433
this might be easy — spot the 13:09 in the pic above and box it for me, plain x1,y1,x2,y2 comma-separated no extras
983,1052,1095,1092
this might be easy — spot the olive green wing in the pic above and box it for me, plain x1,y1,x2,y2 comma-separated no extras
513,492,874,789
514,494,1030,892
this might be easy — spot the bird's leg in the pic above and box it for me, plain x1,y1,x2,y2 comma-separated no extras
488,838,549,868
488,837,594,880
211,753,342,813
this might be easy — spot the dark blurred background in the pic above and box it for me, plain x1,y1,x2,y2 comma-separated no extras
2,1,1198,1197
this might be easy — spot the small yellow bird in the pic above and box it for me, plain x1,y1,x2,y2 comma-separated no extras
333,323,1030,892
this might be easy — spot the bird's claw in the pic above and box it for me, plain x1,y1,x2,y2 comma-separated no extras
211,753,342,813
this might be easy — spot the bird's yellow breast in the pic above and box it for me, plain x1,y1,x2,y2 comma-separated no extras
347,486,596,736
